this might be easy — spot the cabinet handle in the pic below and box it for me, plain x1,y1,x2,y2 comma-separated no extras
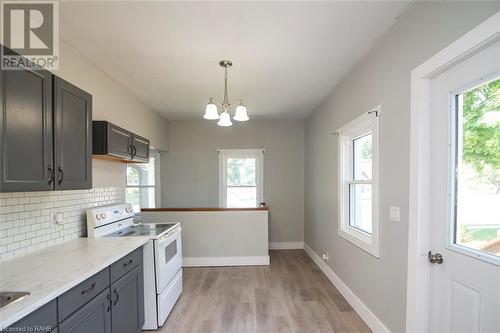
106,293,111,312
48,166,54,185
81,282,96,295
132,145,137,157
113,288,119,306
122,259,133,267
57,167,64,184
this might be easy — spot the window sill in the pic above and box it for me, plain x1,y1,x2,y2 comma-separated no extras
338,226,380,258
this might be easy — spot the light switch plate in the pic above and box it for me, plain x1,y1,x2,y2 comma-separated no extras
389,206,400,223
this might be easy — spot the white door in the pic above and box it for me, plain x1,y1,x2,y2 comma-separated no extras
429,41,500,332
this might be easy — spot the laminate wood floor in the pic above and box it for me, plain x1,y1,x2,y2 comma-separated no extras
157,250,371,333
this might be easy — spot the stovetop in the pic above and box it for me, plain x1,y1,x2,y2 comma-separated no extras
104,223,177,238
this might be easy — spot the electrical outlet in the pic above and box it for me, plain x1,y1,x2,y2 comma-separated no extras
322,253,329,262
53,213,63,226
389,206,400,223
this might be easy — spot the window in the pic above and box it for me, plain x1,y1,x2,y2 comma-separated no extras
219,149,264,208
337,107,380,257
452,78,500,260
125,151,161,213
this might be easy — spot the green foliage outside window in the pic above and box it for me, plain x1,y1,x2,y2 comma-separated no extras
462,79,500,193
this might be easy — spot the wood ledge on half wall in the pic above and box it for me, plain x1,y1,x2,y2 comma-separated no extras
141,205,269,212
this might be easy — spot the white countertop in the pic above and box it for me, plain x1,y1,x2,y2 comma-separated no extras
0,237,150,329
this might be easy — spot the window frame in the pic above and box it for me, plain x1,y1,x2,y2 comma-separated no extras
337,106,380,258
125,150,161,213
218,149,264,208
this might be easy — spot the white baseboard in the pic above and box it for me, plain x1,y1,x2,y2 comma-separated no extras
183,256,270,267
304,243,390,333
269,241,304,250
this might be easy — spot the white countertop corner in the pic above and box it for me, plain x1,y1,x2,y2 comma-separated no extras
0,237,150,329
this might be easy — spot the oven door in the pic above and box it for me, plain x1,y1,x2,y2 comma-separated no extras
154,226,182,293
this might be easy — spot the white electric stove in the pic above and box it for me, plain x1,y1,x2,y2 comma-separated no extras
86,203,182,330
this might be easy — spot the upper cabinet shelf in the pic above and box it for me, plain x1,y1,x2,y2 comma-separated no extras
92,121,150,163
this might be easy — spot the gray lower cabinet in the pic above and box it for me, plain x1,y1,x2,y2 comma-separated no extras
6,248,144,333
59,289,111,333
5,299,57,332
111,265,144,333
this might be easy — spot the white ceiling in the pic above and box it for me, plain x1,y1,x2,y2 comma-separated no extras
59,1,411,120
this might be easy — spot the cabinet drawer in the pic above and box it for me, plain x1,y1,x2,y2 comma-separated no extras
7,299,57,332
110,247,142,283
58,267,110,322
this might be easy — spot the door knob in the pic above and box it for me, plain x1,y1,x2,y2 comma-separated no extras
428,251,443,264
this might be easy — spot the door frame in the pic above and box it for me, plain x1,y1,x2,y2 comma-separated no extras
406,11,500,333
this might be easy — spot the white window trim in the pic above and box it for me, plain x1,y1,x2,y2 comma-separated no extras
125,150,161,214
337,106,380,258
218,149,264,208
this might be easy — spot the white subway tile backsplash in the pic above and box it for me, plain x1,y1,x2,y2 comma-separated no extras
0,187,123,260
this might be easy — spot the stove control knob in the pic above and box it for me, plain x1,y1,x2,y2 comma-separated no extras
96,214,101,220
101,213,106,219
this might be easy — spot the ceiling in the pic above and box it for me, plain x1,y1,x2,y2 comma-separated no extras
59,1,412,120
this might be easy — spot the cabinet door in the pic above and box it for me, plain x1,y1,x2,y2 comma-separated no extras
131,134,149,162
59,289,111,333
111,265,144,333
54,77,92,190
108,123,132,159
7,299,57,332
0,65,53,192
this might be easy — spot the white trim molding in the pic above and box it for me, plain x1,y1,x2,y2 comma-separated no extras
183,256,270,267
337,107,381,258
269,241,304,250
304,243,390,333
218,148,265,208
407,11,500,333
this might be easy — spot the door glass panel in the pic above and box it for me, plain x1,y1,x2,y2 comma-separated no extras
353,134,373,180
349,183,372,234
454,78,500,257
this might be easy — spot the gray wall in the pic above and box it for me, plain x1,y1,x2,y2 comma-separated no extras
57,41,170,188
163,120,304,244
304,2,500,332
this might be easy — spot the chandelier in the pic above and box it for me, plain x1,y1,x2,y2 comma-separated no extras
203,60,249,126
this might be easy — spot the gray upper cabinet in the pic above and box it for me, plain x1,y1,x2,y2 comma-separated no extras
54,77,92,190
111,265,144,333
131,134,149,162
108,124,133,159
59,289,111,333
0,64,54,192
93,121,150,163
0,47,92,193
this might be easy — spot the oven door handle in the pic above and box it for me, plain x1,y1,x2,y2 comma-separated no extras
157,227,180,245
